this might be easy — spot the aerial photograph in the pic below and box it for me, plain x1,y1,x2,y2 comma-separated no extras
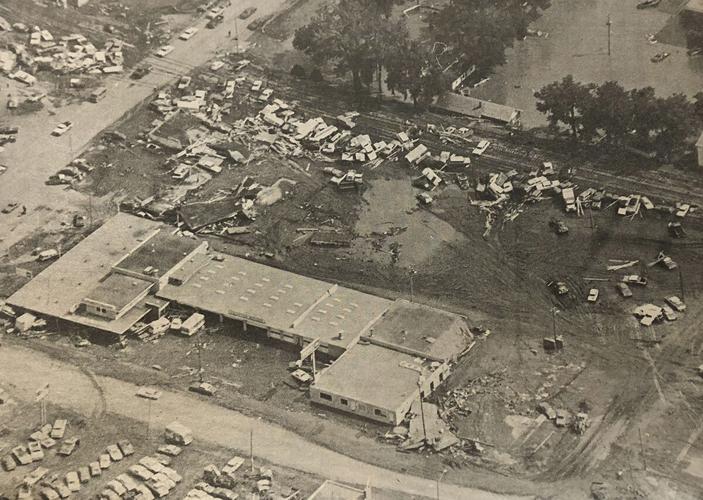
1,0,703,498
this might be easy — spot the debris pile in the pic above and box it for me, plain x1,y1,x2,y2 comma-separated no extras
8,29,125,82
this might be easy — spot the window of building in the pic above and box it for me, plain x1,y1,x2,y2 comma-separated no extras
439,372,445,382
340,398,349,406
319,392,332,401
374,409,384,417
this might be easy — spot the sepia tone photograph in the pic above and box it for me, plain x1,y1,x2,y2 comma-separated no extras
0,0,702,498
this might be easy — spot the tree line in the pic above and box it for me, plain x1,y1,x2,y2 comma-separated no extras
535,75,703,158
292,0,551,107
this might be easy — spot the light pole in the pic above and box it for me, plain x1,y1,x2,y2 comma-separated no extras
409,267,417,302
195,340,204,383
606,14,612,56
417,376,427,445
436,469,447,500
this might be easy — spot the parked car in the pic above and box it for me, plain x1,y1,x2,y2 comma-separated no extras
239,6,257,19
206,14,224,29
472,139,490,156
136,387,162,400
130,64,152,80
651,52,669,63
189,382,216,396
57,437,80,457
179,27,198,40
616,282,633,298
0,126,18,135
661,305,677,321
177,76,191,89
155,45,174,57
51,121,73,136
547,280,568,296
587,288,599,303
622,274,647,286
665,295,686,312
290,369,312,384
73,214,86,228
549,218,569,234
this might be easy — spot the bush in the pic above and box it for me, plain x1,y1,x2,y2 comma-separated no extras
309,68,323,82
290,64,306,79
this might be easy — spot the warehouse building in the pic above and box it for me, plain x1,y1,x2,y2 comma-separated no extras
9,214,472,424
7,213,205,335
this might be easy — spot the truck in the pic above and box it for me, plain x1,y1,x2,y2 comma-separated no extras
562,187,576,213
180,312,205,337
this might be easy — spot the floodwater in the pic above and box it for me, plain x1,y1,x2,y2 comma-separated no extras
468,0,703,128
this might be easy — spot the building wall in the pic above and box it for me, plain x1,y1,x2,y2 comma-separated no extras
697,143,703,167
310,362,451,425
309,386,401,425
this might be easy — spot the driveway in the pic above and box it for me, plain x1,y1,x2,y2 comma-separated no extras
0,343,532,500
0,0,284,255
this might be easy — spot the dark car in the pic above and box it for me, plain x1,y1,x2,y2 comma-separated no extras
206,14,224,29
547,280,569,296
130,65,152,80
239,6,257,19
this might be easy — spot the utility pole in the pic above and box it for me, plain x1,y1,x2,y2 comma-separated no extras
195,340,204,383
436,469,447,500
234,17,239,53
417,378,427,445
606,14,612,56
409,267,416,302
678,268,685,301
250,429,255,473
552,307,558,344
146,398,152,439
639,427,647,471
589,206,595,234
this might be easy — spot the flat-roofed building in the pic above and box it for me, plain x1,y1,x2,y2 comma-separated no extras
366,299,472,362
7,213,206,335
157,252,392,358
310,342,450,425
308,480,370,500
81,273,153,320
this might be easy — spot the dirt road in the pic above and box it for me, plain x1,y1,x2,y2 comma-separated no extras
0,0,285,254
0,343,533,500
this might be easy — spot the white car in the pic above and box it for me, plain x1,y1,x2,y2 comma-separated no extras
51,121,73,136
472,139,490,156
156,45,174,57
665,295,686,312
587,288,599,303
177,76,191,89
210,60,225,71
251,80,263,92
179,27,198,40
207,7,225,19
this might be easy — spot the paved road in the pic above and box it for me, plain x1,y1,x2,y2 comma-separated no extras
0,344,532,500
0,0,283,254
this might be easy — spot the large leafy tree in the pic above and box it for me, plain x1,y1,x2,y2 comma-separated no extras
586,81,633,144
651,94,695,157
385,41,447,109
535,75,595,139
292,0,406,94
